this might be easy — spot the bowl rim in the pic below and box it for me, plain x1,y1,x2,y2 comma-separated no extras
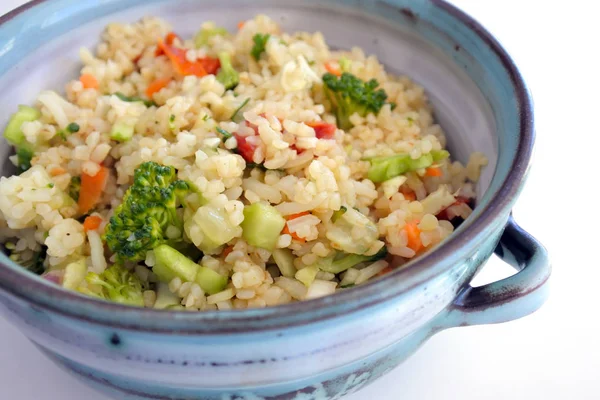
0,0,534,334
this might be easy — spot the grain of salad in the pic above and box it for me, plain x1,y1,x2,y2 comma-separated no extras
0,15,487,310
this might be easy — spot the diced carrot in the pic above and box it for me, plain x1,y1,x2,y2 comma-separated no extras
83,215,103,232
282,211,311,242
306,121,337,140
285,211,310,221
325,61,342,77
155,32,181,56
377,266,393,277
50,167,66,176
425,166,443,177
404,221,423,253
402,190,416,202
145,77,171,98
157,40,211,77
80,74,99,90
237,21,245,30
222,246,234,259
78,166,109,215
233,133,258,163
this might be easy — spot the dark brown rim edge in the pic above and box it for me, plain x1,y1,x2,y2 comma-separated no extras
0,0,535,333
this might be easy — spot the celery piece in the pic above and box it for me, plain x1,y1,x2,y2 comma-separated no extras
110,120,135,142
295,265,319,287
241,202,286,250
272,248,296,278
153,244,199,283
195,266,228,295
62,258,87,289
194,26,228,48
216,52,240,90
367,152,437,183
4,105,40,146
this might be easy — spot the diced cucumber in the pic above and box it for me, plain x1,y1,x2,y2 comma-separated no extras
62,258,87,290
295,265,319,287
153,244,199,283
110,120,135,142
153,282,181,309
431,149,450,162
4,105,41,146
194,203,240,252
272,248,296,278
241,202,286,250
195,266,228,295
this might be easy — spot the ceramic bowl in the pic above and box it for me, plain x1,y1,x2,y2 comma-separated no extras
0,1,551,399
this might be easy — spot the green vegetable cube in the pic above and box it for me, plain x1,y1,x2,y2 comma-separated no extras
195,266,228,295
241,202,286,250
153,244,199,283
4,105,41,146
110,120,135,142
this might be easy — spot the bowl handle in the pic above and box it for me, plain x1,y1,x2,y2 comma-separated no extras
445,216,551,327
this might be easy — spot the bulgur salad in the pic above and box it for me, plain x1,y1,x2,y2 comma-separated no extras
0,16,487,310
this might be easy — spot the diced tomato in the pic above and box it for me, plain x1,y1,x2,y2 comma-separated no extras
199,57,221,75
222,246,234,259
306,121,337,140
234,133,258,163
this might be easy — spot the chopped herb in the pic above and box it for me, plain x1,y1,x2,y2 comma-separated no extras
251,33,271,61
16,147,33,172
279,39,288,45
169,114,175,122
168,114,176,130
47,183,54,188
230,98,250,121
390,102,397,111
216,127,233,142
68,176,81,202
114,92,156,107
66,122,80,133
307,60,316,66
202,114,211,121
340,283,355,289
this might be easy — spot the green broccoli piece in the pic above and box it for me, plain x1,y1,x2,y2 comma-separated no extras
318,246,388,274
15,147,34,173
194,26,228,48
67,176,81,202
216,52,240,90
114,92,156,107
322,72,389,131
7,245,46,275
251,33,271,61
81,265,144,306
365,149,450,183
104,161,194,262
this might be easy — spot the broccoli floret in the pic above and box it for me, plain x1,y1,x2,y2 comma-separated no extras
7,245,46,275
216,52,240,90
251,33,270,61
104,162,194,262
81,265,144,306
318,246,388,275
322,72,389,131
67,176,81,202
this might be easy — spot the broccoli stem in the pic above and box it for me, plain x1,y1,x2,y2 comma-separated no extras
318,247,388,274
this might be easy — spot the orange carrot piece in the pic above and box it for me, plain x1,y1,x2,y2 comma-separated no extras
237,21,245,30
282,211,311,242
145,77,171,98
325,61,342,77
80,74,99,90
50,167,66,176
83,215,103,232
402,190,416,202
425,166,443,177
78,166,109,215
404,221,422,253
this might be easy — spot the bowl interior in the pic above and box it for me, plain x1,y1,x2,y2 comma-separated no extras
0,0,530,331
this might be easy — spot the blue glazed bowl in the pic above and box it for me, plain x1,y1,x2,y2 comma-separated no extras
0,1,551,399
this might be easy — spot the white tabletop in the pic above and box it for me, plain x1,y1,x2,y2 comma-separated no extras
0,0,597,399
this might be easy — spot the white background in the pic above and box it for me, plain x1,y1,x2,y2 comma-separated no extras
0,0,598,399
